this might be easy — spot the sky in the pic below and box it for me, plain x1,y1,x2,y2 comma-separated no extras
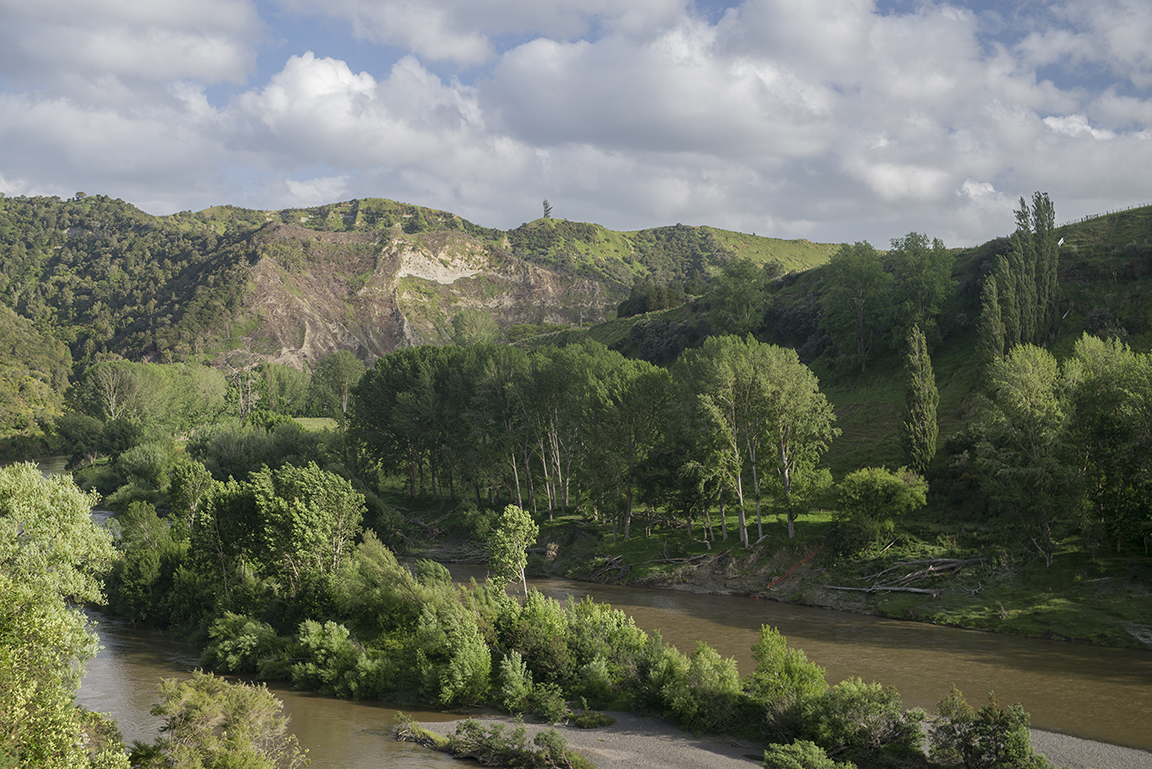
1,0,1150,247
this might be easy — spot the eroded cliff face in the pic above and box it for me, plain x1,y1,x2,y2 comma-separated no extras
239,224,617,369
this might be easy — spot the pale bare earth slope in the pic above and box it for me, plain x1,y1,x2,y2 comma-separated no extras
237,224,617,370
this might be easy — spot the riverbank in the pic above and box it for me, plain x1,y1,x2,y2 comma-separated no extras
418,713,1152,769
541,531,1152,652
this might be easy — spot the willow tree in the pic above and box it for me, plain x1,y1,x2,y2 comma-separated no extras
0,463,121,768
977,345,1078,566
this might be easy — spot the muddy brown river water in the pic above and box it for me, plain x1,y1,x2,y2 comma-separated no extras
77,567,1152,767
38,456,1147,764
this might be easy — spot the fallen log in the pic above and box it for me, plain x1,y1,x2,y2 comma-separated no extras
827,585,941,597
862,557,988,583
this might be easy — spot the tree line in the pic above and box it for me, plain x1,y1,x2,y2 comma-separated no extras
350,335,839,549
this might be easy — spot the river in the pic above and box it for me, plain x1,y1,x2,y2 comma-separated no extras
76,567,1152,765
36,455,1147,763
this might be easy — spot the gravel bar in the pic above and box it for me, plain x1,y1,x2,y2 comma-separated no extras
419,713,1152,769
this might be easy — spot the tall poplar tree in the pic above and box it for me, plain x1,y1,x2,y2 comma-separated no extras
900,325,939,475
976,276,1006,374
1031,191,1059,342
994,254,1019,351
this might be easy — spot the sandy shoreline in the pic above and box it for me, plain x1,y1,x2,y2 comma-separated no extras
419,713,1152,769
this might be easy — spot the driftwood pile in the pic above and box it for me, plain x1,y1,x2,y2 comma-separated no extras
828,557,988,598
589,547,725,583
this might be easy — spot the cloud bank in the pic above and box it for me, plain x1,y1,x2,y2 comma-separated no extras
1,0,1150,245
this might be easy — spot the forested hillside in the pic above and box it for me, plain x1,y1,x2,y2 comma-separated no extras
0,193,838,453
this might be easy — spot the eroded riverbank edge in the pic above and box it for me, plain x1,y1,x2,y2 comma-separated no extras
416,713,1152,769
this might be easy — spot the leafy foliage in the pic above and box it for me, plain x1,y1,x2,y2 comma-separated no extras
487,504,540,595
932,687,1054,769
0,463,118,769
833,467,927,555
133,671,307,769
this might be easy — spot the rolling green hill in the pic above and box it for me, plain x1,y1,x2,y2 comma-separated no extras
2,190,1151,469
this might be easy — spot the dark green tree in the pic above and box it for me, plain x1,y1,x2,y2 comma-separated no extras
1068,334,1152,553
993,254,1020,350
820,242,891,373
888,231,954,341
900,325,939,475
585,358,674,540
309,350,365,434
708,258,781,337
977,345,1079,566
976,275,1005,373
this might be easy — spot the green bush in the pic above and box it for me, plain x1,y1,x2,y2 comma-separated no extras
499,590,574,686
800,677,925,766
415,602,492,707
931,687,1053,769
290,620,360,696
201,612,287,675
413,558,452,587
571,708,616,729
744,625,829,741
531,682,570,724
397,716,590,769
763,740,856,769
657,642,742,736
574,655,617,708
833,467,926,555
499,650,535,714
115,441,173,489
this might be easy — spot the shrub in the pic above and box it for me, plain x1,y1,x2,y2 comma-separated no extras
413,558,452,587
800,677,925,765
499,650,535,715
833,467,926,555
571,705,616,729
201,612,287,675
931,687,1053,769
396,715,590,769
531,682,570,724
763,740,856,769
574,655,617,708
290,620,360,696
135,672,306,769
499,590,574,686
744,625,828,741
658,642,742,736
415,602,492,707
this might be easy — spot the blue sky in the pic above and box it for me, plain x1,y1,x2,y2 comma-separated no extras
1,0,1150,246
